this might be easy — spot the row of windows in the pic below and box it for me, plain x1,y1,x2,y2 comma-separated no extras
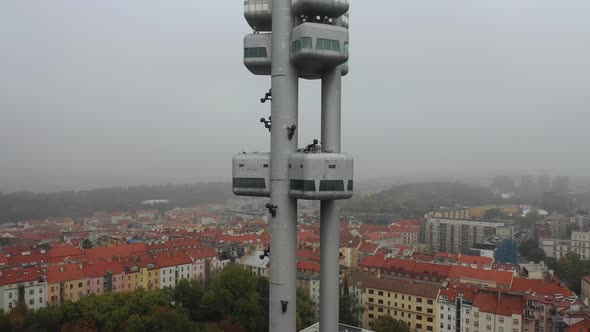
233,177,266,189
367,290,434,304
244,47,268,58
291,37,349,53
290,179,353,192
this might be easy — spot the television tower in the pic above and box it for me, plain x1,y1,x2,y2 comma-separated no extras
234,1,352,331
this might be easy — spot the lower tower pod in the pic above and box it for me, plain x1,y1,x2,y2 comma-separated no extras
244,33,272,76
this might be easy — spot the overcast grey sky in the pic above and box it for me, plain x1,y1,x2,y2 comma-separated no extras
1,0,589,193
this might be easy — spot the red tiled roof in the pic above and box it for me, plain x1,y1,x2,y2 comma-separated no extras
48,245,84,259
0,267,46,285
8,251,48,267
298,231,320,243
358,242,378,254
458,254,493,267
297,248,315,261
0,254,8,266
439,282,476,302
47,263,86,283
297,261,320,273
473,291,523,316
448,266,514,287
155,251,192,268
411,253,435,262
84,243,147,260
381,258,452,278
565,318,590,332
511,278,574,297
83,260,124,278
186,247,218,260
359,253,386,269
434,252,460,260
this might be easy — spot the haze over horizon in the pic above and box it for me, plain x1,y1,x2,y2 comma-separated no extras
1,0,589,193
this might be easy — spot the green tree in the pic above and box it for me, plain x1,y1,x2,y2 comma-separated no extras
482,208,509,220
82,239,93,249
296,287,316,331
204,264,268,332
553,251,590,294
369,315,410,332
339,278,363,326
519,239,546,263
168,279,204,321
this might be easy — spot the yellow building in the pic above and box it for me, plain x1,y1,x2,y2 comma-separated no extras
147,265,160,290
47,264,87,305
427,207,471,220
365,278,439,332
470,204,520,219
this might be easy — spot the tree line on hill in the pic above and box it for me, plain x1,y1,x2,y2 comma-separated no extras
0,183,232,223
341,182,514,217
0,264,375,332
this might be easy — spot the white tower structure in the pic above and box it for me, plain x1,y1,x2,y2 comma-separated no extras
235,1,352,331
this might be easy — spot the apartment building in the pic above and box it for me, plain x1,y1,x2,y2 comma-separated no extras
47,263,87,305
365,278,439,332
424,218,513,254
0,267,47,311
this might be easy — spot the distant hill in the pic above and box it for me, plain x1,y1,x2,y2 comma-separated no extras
341,181,505,218
0,183,232,223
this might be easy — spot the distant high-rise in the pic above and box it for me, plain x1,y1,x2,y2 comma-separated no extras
551,176,570,194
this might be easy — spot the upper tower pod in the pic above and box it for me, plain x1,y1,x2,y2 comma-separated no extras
244,33,272,75
291,22,349,80
291,0,349,20
232,152,271,197
244,0,272,32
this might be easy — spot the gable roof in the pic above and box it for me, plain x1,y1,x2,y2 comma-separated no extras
365,277,440,298
47,263,86,283
473,291,523,316
511,278,574,297
448,265,514,287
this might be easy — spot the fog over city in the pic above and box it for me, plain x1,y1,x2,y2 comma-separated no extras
1,0,589,193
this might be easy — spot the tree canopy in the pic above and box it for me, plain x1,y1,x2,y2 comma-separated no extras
341,182,509,217
369,316,410,332
0,183,231,223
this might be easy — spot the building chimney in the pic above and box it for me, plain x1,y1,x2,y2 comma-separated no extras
497,291,502,302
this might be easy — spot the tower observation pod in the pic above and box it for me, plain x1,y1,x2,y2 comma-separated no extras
244,33,272,75
291,23,349,80
244,0,272,31
232,152,271,197
238,0,353,331
288,152,353,200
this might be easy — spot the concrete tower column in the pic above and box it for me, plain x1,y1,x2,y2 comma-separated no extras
269,0,299,330
320,65,343,332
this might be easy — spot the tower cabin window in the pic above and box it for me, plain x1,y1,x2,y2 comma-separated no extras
292,37,313,53
319,180,345,191
244,47,268,58
233,178,266,189
316,38,340,52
